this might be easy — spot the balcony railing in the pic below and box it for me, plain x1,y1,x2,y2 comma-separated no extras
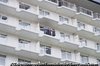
77,7,93,16
93,13,100,19
0,0,8,3
97,45,100,51
93,27,100,35
79,38,87,47
58,1,76,10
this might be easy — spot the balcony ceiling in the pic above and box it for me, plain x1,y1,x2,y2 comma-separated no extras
65,0,100,13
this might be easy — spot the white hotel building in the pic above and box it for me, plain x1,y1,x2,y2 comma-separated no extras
0,0,100,65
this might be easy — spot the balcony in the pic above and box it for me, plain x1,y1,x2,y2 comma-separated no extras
75,7,93,23
56,1,76,17
20,0,58,12
19,0,76,18
37,11,77,33
13,41,39,60
0,19,16,34
91,13,100,27
14,48,39,60
19,0,39,6
38,31,59,45
0,17,39,41
37,15,59,28
92,28,100,42
96,47,100,57
15,6,39,22
77,45,96,55
0,0,16,16
0,42,15,55
38,53,60,63
76,28,94,39
38,44,61,63
0,1,39,22
15,27,39,40
59,38,79,50
57,19,77,33
60,58,79,63
39,0,58,12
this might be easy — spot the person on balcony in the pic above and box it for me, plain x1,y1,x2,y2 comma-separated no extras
52,29,56,36
44,27,47,34
48,27,52,35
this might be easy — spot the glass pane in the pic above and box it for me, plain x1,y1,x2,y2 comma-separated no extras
60,33,65,40
51,0,57,3
97,29,100,34
0,34,7,44
39,9,44,16
45,11,50,17
19,39,30,49
83,56,88,63
97,59,100,63
64,18,69,23
77,22,80,28
82,40,87,46
19,3,24,9
46,46,51,54
40,26,44,35
59,16,63,22
18,59,24,63
82,24,85,29
24,23,30,29
61,50,66,59
0,15,1,19
65,34,70,41
19,43,22,49
3,0,8,3
2,16,7,22
97,44,100,51
24,5,30,10
25,43,30,49
67,52,71,59
40,45,45,54
81,55,88,63
19,3,30,10
19,21,24,28
25,60,31,63
0,58,5,66
0,0,2,2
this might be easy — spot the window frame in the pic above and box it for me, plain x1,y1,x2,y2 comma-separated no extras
19,39,31,49
61,50,71,60
18,58,31,64
0,54,6,66
40,44,51,55
19,2,30,10
39,9,50,17
77,22,85,29
80,55,89,64
59,16,69,23
60,32,70,41
0,0,8,3
79,38,87,46
0,34,7,44
0,15,8,23
19,20,31,29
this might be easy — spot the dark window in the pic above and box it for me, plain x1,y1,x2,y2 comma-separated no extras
19,2,30,10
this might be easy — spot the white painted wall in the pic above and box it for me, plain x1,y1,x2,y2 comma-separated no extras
0,0,99,64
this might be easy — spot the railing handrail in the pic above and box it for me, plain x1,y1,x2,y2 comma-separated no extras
78,7,93,16
93,13,100,19
79,7,93,13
